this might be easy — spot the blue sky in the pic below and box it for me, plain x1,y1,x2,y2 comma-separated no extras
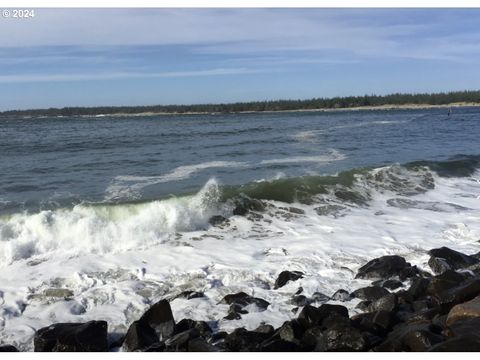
1,8,480,110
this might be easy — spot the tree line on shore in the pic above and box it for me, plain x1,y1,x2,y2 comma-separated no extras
2,90,480,117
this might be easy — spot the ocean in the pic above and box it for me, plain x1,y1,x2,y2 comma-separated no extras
1,107,480,349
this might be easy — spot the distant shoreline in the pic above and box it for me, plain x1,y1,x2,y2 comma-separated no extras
64,102,480,118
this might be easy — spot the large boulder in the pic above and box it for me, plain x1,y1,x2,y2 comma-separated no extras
224,328,271,351
426,270,469,297
315,323,367,351
122,320,159,352
274,271,304,289
219,292,269,320
428,247,479,274
446,295,480,326
351,286,390,302
34,321,108,352
139,299,175,340
355,255,410,280
432,277,480,311
297,304,349,329
428,335,480,351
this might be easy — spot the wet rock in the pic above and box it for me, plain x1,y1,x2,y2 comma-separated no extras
428,335,480,351
351,286,389,302
164,328,200,351
187,338,220,352
315,323,367,351
311,292,330,303
446,317,480,338
219,292,269,320
301,326,323,349
291,295,310,307
224,328,270,351
355,255,410,280
287,207,305,214
122,320,159,352
408,277,430,299
369,293,398,312
426,270,468,297
0,345,18,352
428,247,479,274
446,295,480,326
428,257,452,275
259,338,301,351
43,288,74,299
374,321,443,351
314,204,347,218
208,215,228,227
331,289,351,301
372,310,395,333
254,324,275,335
174,319,212,337
432,277,480,311
232,197,265,216
274,270,304,289
355,301,372,312
138,299,175,340
34,321,108,352
380,279,403,290
297,304,349,329
271,320,305,344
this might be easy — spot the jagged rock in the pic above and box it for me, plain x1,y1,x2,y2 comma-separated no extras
432,277,480,311
374,321,444,351
232,197,265,216
297,304,348,329
369,293,398,312
164,328,200,351
408,277,430,299
355,255,410,280
122,320,159,351
428,247,479,274
331,289,352,301
315,323,367,351
224,328,270,351
174,319,212,337
187,338,220,352
446,295,480,326
219,292,269,320
428,335,480,351
0,345,18,352
270,320,305,344
274,271,304,289
139,299,175,340
351,286,389,301
426,270,468,296
34,321,108,352
208,215,228,226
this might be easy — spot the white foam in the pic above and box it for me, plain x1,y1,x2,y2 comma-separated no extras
1,168,480,350
260,149,345,165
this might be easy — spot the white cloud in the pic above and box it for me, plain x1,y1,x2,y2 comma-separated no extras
0,67,259,83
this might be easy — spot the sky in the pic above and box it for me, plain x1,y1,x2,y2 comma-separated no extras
1,8,480,110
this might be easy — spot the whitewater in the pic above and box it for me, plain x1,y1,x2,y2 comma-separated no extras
0,108,479,350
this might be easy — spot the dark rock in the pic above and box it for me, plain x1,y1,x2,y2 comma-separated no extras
34,321,108,352
382,279,403,290
288,207,305,215
297,304,349,329
139,299,175,340
432,277,480,311
412,299,431,312
254,324,275,335
408,277,430,299
291,295,310,307
220,292,269,320
404,308,440,323
331,289,352,301
295,287,304,295
224,328,270,351
187,338,220,352
311,292,330,303
143,342,166,352
301,326,323,349
431,314,448,329
0,345,18,352
427,270,468,296
428,335,480,351
259,338,301,351
372,310,395,332
428,247,479,273
315,323,367,351
351,286,389,301
446,317,480,338
208,215,228,226
272,320,305,343
356,255,410,280
232,197,265,216
446,295,480,326
274,270,304,289
355,301,372,312
164,328,200,351
374,321,444,351
428,257,452,274
174,319,212,337
369,293,398,312
122,320,159,352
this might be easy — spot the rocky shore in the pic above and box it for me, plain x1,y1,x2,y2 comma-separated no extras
2,244,480,352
